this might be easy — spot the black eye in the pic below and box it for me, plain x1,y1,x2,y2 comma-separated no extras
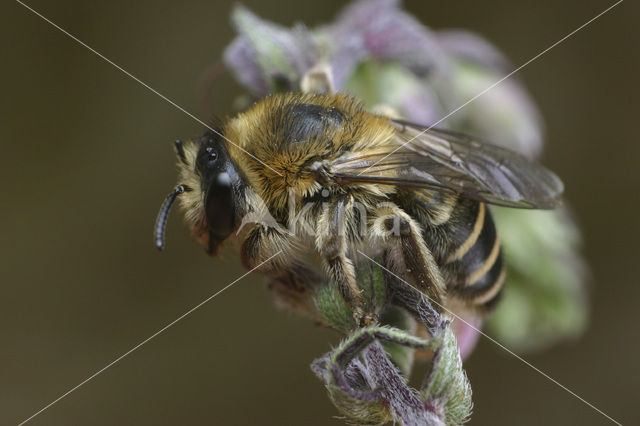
205,146,218,161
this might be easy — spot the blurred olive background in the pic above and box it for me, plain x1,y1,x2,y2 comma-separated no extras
1,0,638,424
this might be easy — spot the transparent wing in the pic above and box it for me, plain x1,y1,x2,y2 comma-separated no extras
328,119,564,209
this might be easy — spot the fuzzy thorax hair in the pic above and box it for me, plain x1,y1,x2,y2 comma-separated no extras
175,93,398,247
223,93,396,213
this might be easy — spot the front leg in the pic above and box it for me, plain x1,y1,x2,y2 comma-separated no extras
316,196,373,326
241,223,290,272
240,223,314,289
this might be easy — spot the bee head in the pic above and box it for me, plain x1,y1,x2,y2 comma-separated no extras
195,130,244,254
155,129,245,255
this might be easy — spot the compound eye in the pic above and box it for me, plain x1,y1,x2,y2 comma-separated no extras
205,146,218,162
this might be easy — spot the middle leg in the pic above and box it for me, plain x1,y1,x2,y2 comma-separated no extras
315,195,373,326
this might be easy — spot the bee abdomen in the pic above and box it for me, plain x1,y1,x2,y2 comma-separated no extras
444,203,506,310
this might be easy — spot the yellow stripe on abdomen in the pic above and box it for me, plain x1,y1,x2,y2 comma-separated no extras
472,267,506,305
446,202,485,263
466,234,501,286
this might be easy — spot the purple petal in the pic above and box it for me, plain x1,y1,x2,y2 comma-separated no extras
328,0,448,88
223,6,317,95
434,30,544,157
452,315,482,360
223,36,268,95
397,87,445,125
437,30,513,74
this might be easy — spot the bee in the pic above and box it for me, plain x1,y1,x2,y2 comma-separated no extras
155,92,563,326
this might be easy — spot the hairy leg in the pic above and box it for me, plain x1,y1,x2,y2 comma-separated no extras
369,202,447,310
240,223,318,292
315,196,373,326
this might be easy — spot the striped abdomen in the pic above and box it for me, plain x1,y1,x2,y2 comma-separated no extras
397,190,506,311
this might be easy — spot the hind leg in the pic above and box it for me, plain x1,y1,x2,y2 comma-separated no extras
368,202,447,310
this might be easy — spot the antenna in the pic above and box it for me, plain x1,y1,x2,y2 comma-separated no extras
154,184,188,250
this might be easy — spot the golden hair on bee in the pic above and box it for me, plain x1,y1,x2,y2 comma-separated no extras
155,90,563,325
222,92,396,213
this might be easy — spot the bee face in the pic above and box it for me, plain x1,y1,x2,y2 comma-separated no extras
195,130,245,254
161,129,247,255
